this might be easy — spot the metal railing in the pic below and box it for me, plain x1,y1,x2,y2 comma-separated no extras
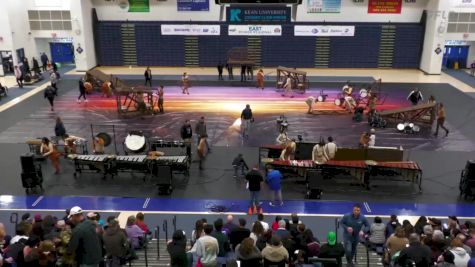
155,226,160,260
172,215,177,233
163,219,168,242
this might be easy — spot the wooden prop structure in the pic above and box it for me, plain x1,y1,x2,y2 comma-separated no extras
276,66,308,93
86,68,155,115
379,102,437,126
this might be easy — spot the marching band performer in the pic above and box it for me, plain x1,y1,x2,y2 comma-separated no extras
256,69,265,90
306,96,316,114
281,75,294,98
407,88,423,105
182,72,190,95
40,137,61,174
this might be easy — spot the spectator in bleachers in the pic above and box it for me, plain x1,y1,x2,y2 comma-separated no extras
42,215,58,241
67,206,103,267
256,229,272,251
230,218,250,250
11,221,32,244
402,220,416,238
167,230,188,267
396,233,432,267
386,215,401,238
447,216,461,238
24,239,56,266
135,213,149,235
255,213,269,232
319,231,345,267
271,216,282,232
274,220,290,241
450,238,471,267
58,222,74,266
191,219,205,247
369,216,386,248
250,221,264,245
466,228,475,254
429,217,443,231
435,250,456,267
23,235,40,259
414,216,429,235
385,227,409,262
455,233,472,255
211,219,230,258
103,219,128,266
261,235,289,265
468,258,475,267
235,237,261,266
124,215,144,250
223,215,238,237
422,225,434,237
303,229,320,258
193,224,219,267
341,203,369,266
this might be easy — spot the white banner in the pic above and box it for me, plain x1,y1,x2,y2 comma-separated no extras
228,25,282,36
161,25,220,36
294,25,355,36
453,0,475,8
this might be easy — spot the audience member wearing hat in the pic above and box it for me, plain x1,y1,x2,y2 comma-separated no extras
319,232,345,267
66,206,103,266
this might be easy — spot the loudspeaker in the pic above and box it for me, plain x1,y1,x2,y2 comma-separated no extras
306,169,323,199
465,160,475,180
21,153,36,173
156,165,173,195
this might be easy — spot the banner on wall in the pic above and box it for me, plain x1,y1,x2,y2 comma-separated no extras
128,0,150,12
226,6,290,23
228,25,282,36
294,25,355,36
368,0,402,14
161,25,220,35
307,0,341,13
453,0,475,8
177,0,209,11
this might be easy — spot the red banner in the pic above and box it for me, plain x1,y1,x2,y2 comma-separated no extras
368,0,402,14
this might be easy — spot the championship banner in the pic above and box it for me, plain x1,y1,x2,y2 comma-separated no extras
128,0,150,12
177,0,209,11
294,25,355,36
227,6,290,23
307,0,341,13
368,0,402,14
161,25,220,36
228,25,282,36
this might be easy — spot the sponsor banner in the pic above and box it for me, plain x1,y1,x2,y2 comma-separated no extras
128,0,150,12
368,0,402,14
228,25,282,36
294,25,355,36
161,25,220,36
453,0,475,8
177,0,209,11
227,6,290,23
307,0,341,13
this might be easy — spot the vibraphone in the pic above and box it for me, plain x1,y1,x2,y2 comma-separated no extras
266,158,422,191
72,155,112,179
71,154,190,179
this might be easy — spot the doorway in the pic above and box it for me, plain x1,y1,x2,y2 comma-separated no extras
49,42,74,63
443,45,469,69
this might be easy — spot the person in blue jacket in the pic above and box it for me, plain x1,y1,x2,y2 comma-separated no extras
340,203,369,267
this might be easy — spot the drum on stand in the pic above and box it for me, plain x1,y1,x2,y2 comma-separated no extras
124,133,146,153
359,89,368,98
334,98,344,106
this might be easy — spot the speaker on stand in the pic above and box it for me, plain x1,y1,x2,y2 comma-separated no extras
20,153,43,195
156,165,173,195
306,168,324,199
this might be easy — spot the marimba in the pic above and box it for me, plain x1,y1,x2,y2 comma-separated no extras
72,154,112,179
265,158,422,191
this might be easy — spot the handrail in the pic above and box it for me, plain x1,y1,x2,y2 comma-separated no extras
10,212,18,226
172,215,177,233
143,233,149,267
163,219,168,243
366,242,370,267
155,226,160,260
334,218,340,242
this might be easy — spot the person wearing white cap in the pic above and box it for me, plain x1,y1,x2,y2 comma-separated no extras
67,206,103,267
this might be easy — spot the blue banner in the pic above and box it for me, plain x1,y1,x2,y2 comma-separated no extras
227,6,291,24
177,0,209,11
307,0,341,13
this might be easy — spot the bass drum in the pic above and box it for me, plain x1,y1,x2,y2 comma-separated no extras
334,98,344,106
359,89,368,98
125,133,146,153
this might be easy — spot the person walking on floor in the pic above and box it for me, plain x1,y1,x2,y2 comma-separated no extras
240,65,246,82
55,117,67,139
180,119,193,159
40,53,49,72
50,71,58,92
226,63,233,80
340,203,369,267
14,66,23,88
256,69,264,90
245,167,263,208
44,85,57,111
246,65,253,80
217,62,224,80
23,57,31,76
32,57,41,76
182,72,190,94
266,165,283,206
195,116,211,152
158,85,164,113
282,74,294,98
197,135,207,170
241,104,253,139
144,66,152,87
77,78,87,103
434,102,449,137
